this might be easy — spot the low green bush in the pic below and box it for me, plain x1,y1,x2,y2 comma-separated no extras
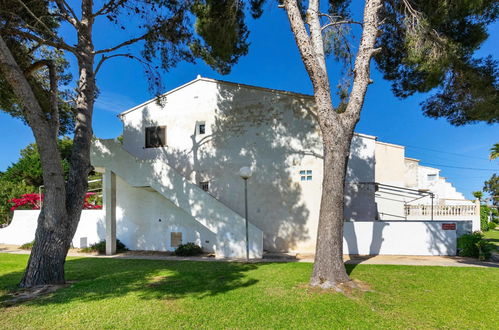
480,205,490,231
19,241,34,250
79,239,128,254
457,231,494,260
174,242,203,256
489,222,497,230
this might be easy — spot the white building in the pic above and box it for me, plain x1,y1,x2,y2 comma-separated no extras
0,77,480,258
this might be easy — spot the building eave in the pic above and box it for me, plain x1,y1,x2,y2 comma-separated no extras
117,76,315,118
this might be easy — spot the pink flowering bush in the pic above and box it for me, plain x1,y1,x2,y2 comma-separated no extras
9,192,102,211
83,192,103,209
9,193,42,211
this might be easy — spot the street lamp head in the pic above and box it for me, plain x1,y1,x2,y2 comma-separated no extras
239,166,252,180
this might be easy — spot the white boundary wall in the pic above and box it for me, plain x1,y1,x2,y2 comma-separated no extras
0,210,105,248
344,221,457,256
1,211,457,256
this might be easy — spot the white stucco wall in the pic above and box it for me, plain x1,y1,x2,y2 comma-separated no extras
344,221,457,255
118,77,376,253
92,139,263,258
375,141,474,223
0,211,457,256
0,210,105,248
114,175,217,252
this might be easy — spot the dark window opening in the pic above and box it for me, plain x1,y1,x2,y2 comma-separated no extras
198,123,206,135
199,181,209,192
145,126,166,148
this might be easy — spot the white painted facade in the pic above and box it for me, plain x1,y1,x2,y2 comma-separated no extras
0,77,473,257
374,140,479,231
343,221,457,256
1,211,457,256
102,77,378,255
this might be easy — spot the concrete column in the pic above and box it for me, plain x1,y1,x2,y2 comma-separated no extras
104,168,117,255
472,199,481,232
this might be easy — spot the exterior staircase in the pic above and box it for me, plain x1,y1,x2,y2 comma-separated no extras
90,139,263,258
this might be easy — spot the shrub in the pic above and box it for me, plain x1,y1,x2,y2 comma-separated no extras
457,231,494,260
0,180,35,226
174,242,203,256
20,241,34,250
480,205,490,231
488,222,497,230
80,239,128,254
477,240,494,261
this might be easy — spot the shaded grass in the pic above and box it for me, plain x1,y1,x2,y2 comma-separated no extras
0,253,498,329
484,228,499,250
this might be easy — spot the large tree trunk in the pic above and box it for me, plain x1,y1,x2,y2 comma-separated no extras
20,0,96,288
310,123,354,287
0,1,96,288
283,0,382,288
0,35,71,286
19,60,95,288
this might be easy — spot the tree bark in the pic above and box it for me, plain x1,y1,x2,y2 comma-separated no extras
0,36,70,286
0,1,96,288
19,0,97,288
283,0,382,288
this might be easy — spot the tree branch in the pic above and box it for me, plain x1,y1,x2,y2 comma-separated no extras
2,29,76,53
283,0,335,123
94,31,150,54
342,0,383,125
95,53,133,75
93,0,127,17
321,20,363,31
54,0,80,28
0,36,49,131
95,52,155,76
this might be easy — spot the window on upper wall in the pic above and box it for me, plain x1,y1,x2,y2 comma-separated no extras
199,181,209,192
427,174,437,182
197,122,206,135
145,126,166,148
300,170,312,181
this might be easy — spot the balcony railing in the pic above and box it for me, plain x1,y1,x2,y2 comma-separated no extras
405,204,477,217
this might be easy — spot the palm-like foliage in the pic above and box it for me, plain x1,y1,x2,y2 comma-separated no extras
490,143,499,160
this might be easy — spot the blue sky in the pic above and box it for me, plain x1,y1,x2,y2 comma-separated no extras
0,4,497,199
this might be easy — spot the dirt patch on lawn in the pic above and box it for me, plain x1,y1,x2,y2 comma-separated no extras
1,282,76,307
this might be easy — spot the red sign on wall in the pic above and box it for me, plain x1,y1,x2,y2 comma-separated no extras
442,223,456,230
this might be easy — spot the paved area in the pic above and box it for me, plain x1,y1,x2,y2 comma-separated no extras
1,244,498,268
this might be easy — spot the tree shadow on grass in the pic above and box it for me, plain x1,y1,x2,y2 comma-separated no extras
0,257,262,307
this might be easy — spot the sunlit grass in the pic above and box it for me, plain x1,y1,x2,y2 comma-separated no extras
0,253,498,329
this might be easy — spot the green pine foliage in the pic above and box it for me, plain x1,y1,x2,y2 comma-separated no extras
0,180,35,226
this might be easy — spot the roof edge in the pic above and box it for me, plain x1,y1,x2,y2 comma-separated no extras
118,76,315,118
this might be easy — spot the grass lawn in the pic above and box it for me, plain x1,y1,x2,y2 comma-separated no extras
484,228,499,250
1,253,498,329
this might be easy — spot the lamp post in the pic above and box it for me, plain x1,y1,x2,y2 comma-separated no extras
239,166,252,261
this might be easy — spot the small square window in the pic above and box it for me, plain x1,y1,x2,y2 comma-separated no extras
145,126,166,148
300,169,312,181
171,232,182,248
199,181,209,192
